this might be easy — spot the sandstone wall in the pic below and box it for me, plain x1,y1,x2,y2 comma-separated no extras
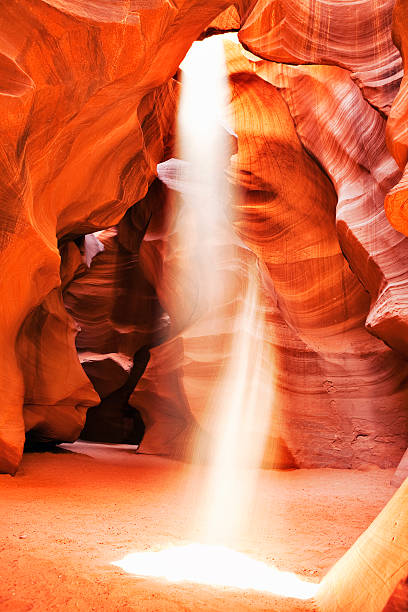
1,0,408,473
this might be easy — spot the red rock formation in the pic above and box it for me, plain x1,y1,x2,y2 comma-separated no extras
63,181,169,442
0,0,236,473
225,43,408,467
316,476,408,611
1,0,408,475
238,0,402,115
385,0,408,236
131,159,277,461
247,59,408,357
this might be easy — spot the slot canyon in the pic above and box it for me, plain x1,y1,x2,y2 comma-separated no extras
1,0,408,610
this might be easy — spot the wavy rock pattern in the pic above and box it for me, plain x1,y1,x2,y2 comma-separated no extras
238,0,402,114
63,181,170,442
210,1,403,112
225,43,408,467
1,0,408,474
248,59,408,356
132,160,277,460
385,0,408,237
0,0,234,472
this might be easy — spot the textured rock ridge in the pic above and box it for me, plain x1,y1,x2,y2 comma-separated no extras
0,0,234,472
225,42,408,467
63,180,171,443
1,0,408,473
247,60,408,357
237,0,403,114
385,0,408,237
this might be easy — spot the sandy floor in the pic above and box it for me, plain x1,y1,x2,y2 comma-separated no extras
0,442,397,611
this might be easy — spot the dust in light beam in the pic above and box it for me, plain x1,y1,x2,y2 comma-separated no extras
113,35,317,602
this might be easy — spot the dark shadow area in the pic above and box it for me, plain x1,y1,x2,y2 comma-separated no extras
23,440,73,454
80,345,150,444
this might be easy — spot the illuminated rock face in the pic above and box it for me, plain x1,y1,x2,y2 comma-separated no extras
237,0,402,114
316,476,408,611
225,44,408,468
385,0,408,237
1,0,408,473
0,0,231,473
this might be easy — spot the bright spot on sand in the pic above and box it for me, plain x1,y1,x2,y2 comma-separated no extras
112,543,319,600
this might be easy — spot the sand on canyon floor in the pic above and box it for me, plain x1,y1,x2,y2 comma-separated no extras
0,441,397,611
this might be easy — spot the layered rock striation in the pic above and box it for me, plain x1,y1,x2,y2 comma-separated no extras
225,43,408,467
0,0,234,473
385,0,408,237
1,0,408,473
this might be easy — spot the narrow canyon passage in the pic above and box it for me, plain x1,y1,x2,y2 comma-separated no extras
1,1,408,611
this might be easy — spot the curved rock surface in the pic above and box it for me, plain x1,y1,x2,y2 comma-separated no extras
63,181,170,442
1,0,408,473
385,0,408,237
132,158,278,461
228,0,402,114
247,58,408,356
225,43,408,467
0,0,235,472
316,476,408,611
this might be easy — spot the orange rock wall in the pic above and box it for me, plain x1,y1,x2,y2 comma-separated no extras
1,0,408,473
225,43,408,468
385,0,408,236
0,0,240,473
